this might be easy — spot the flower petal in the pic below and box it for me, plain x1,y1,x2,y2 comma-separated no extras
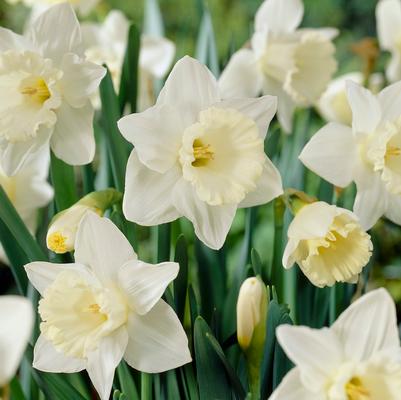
239,158,283,208
386,51,401,82
332,288,400,361
378,80,401,122
74,212,137,283
50,102,95,166
0,296,34,386
346,80,382,135
276,324,342,391
0,28,33,52
87,327,128,400
140,35,175,78
118,260,179,315
156,56,219,127
215,95,277,139
33,334,85,373
385,192,401,225
25,262,92,296
123,151,181,225
376,0,401,50
255,0,304,33
218,48,263,99
118,105,184,173
29,3,83,64
172,179,237,250
299,122,357,187
124,300,191,373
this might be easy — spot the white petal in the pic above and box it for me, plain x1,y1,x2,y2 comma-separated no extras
25,262,92,296
61,54,106,108
87,328,128,400
124,300,191,373
386,51,401,82
50,102,95,166
29,3,83,64
172,179,236,250
218,48,263,99
299,122,357,187
157,56,219,127
255,0,303,33
140,35,175,78
282,237,299,269
0,296,34,386
123,151,181,225
74,212,136,283
332,288,400,361
239,158,283,208
385,192,401,225
276,324,342,391
269,368,324,400
118,260,179,315
376,0,401,50
215,95,277,139
118,104,184,173
346,80,381,135
0,28,33,52
33,334,85,373
378,80,401,122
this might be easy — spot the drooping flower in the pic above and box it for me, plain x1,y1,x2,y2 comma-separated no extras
81,10,175,110
25,212,191,400
300,80,401,230
283,201,372,287
118,56,283,250
0,296,34,386
376,0,401,82
0,149,53,264
0,3,106,176
270,288,401,399
219,0,338,133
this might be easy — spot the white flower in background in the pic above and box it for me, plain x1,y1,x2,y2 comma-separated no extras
376,0,401,82
300,80,401,230
283,201,372,287
270,288,401,399
0,3,106,176
0,296,34,386
82,10,175,111
219,0,337,133
0,149,53,264
118,56,283,250
25,212,191,400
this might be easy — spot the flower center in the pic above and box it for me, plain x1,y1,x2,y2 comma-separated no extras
345,377,370,400
20,77,51,105
192,139,214,167
385,145,401,158
47,231,68,254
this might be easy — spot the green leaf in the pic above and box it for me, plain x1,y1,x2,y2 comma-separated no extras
180,365,199,400
117,361,140,400
10,377,27,400
251,248,263,276
50,152,78,212
194,317,232,400
174,234,188,321
166,370,180,399
141,373,152,400
144,0,165,36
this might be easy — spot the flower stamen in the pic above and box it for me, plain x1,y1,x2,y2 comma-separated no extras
385,145,401,158
20,78,51,104
47,231,68,254
192,139,214,167
345,377,370,400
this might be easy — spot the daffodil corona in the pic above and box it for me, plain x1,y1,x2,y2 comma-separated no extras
283,201,372,287
118,56,283,250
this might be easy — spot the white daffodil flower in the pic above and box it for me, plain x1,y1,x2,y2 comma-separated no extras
118,56,283,250
25,212,191,400
219,0,338,133
300,80,401,230
0,149,53,264
283,201,372,287
376,0,401,82
0,296,34,387
0,3,106,176
270,288,401,400
82,10,175,110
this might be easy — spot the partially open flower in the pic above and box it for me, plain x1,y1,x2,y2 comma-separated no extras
283,201,373,287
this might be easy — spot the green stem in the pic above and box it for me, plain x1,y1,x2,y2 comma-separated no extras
141,373,152,400
157,223,171,263
271,198,285,301
329,285,337,325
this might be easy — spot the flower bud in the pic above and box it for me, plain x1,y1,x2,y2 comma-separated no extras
46,189,122,254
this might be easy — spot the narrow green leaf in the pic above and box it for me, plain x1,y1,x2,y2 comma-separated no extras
10,377,27,400
141,373,152,400
166,370,180,399
251,248,263,276
180,365,199,400
144,0,165,37
117,361,140,400
174,234,188,321
157,223,171,262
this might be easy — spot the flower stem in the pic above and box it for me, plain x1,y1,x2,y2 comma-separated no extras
141,373,152,400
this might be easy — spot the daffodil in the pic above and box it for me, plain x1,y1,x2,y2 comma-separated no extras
0,296,34,387
270,288,401,400
283,201,372,287
118,56,283,250
81,10,175,110
0,3,106,176
300,80,401,230
25,212,191,400
376,0,401,82
0,149,53,263
219,0,338,133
